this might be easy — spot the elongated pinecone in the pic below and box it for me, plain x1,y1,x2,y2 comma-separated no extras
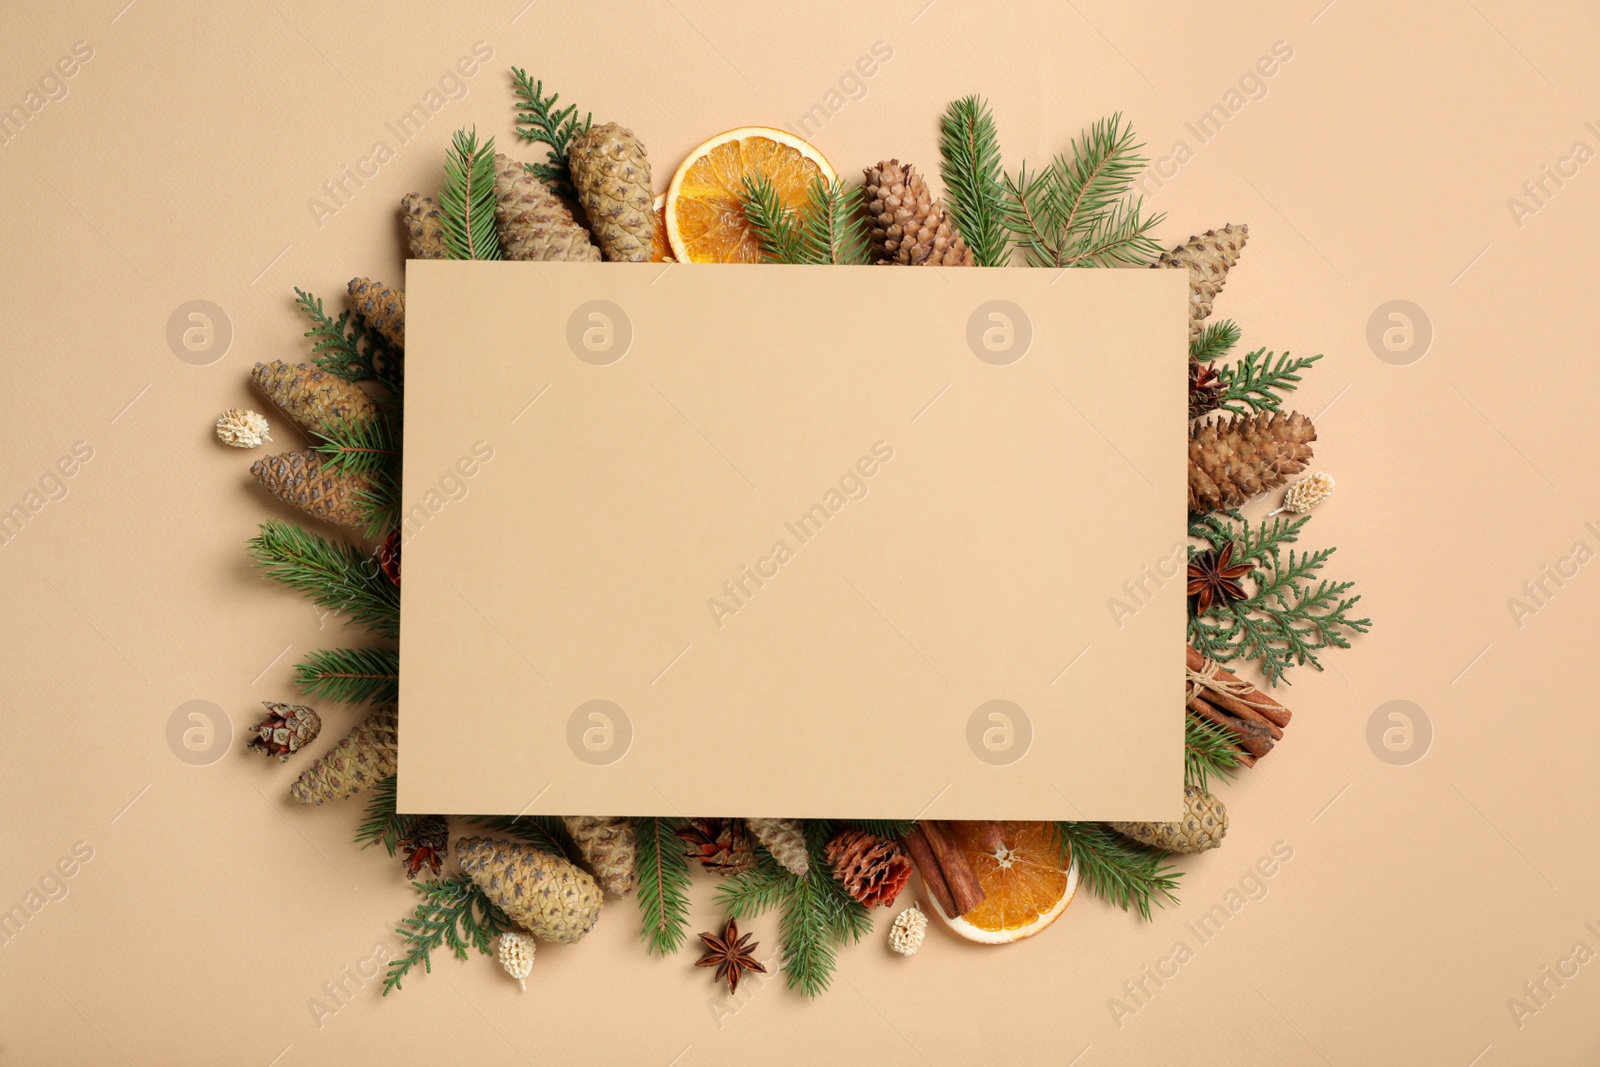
251,361,378,438
1189,410,1315,513
492,154,601,262
676,818,754,875
456,837,603,944
1111,786,1228,854
399,815,449,878
862,160,975,266
745,817,810,879
1152,223,1248,341
250,450,371,529
401,192,447,259
824,828,912,908
566,122,654,262
289,705,398,804
560,816,637,896
347,277,404,351
245,701,320,762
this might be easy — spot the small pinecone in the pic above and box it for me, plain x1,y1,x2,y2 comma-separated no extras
245,701,320,762
566,122,655,263
399,815,449,878
676,818,754,875
1111,786,1229,854
745,817,810,879
1189,410,1316,513
456,837,603,944
250,361,378,438
560,816,637,896
1282,471,1336,513
1188,359,1223,420
498,931,536,990
250,450,371,529
824,828,912,908
861,160,975,267
289,705,398,805
492,154,601,262
401,192,447,259
215,408,271,449
1152,223,1248,341
377,529,401,587
888,903,928,957
347,277,405,351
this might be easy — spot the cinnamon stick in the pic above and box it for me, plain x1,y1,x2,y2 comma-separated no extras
901,826,958,919
922,820,985,917
1186,645,1292,727
1189,697,1274,758
1205,686,1285,741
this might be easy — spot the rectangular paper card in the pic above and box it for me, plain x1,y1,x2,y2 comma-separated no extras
399,262,1187,819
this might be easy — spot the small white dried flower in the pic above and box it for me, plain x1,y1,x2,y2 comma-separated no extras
215,407,271,448
498,931,536,989
1281,471,1335,513
889,903,928,957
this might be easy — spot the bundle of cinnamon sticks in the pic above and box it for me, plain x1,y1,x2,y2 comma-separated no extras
1186,645,1293,766
901,821,984,918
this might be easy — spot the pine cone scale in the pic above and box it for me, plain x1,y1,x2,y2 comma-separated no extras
1189,410,1315,513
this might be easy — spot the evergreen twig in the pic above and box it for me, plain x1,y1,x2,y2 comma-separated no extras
635,817,693,955
510,67,590,196
838,819,918,839
292,287,400,393
939,96,1010,266
247,520,399,638
312,416,400,480
1189,319,1241,363
460,815,574,861
1185,715,1242,791
294,646,399,704
1210,348,1324,416
439,127,502,261
1051,822,1181,920
383,874,509,995
797,178,870,265
738,174,804,264
356,775,416,856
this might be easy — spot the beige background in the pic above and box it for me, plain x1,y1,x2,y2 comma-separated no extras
1,0,1597,1063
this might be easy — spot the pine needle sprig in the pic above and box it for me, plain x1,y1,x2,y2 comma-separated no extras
311,416,400,480
510,67,591,196
715,847,793,921
635,817,693,955
836,819,918,839
1189,319,1241,363
383,874,509,995
1051,822,1180,920
353,466,402,540
294,646,399,704
939,95,1010,266
1209,348,1324,416
797,178,870,265
439,127,502,261
355,775,416,855
292,287,400,392
460,814,574,861
1185,715,1242,791
738,174,804,264
247,520,399,638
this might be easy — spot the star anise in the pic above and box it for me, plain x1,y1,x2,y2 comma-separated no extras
398,815,448,878
694,919,767,994
1189,358,1224,419
1187,541,1253,615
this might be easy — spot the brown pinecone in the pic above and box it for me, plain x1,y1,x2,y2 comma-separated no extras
244,701,321,762
1112,786,1228,854
745,817,809,879
1152,223,1248,341
560,816,637,896
399,815,449,878
1189,410,1316,513
250,361,379,438
289,705,398,804
250,450,371,529
456,837,603,944
492,154,601,262
862,160,975,266
676,818,754,875
347,277,404,350
566,122,654,262
1189,359,1223,419
824,828,912,908
401,193,447,260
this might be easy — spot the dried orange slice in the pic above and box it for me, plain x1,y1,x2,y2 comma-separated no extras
665,126,835,263
929,822,1078,944
650,192,674,263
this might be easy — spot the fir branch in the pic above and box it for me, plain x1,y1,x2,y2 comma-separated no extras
939,95,1010,267
738,174,804,264
460,814,574,861
797,178,870,265
439,127,502,261
312,416,400,480
510,67,590,195
780,862,844,997
635,817,692,955
383,874,509,995
294,646,399,704
1185,714,1242,791
356,775,416,856
1211,348,1324,416
1051,822,1180,920
247,520,399,638
354,467,401,540
804,820,872,947
292,287,400,392
836,819,918,839
1189,318,1241,363
715,848,793,921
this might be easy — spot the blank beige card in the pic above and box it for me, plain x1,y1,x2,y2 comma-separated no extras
398,262,1187,819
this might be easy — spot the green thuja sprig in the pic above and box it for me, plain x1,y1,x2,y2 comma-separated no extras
439,127,502,261
939,96,1010,266
635,817,693,956
247,520,398,638
293,287,400,392
1209,348,1324,416
294,646,399,704
1052,822,1181,920
384,874,509,995
510,68,590,195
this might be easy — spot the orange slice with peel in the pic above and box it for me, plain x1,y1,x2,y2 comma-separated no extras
928,821,1078,944
650,193,674,263
665,126,835,263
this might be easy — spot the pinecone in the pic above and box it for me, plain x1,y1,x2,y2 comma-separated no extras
676,818,754,875
1281,471,1336,513
497,931,536,990
566,122,655,262
250,361,378,438
1189,410,1315,514
289,705,398,805
1152,223,1248,341
745,817,810,879
888,903,928,957
824,828,912,908
250,450,372,529
399,815,449,878
455,837,603,944
244,701,320,762
861,160,975,266
347,277,405,351
1188,359,1223,420
560,816,637,896
492,154,601,262
401,192,447,259
215,408,271,449
1111,786,1229,854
